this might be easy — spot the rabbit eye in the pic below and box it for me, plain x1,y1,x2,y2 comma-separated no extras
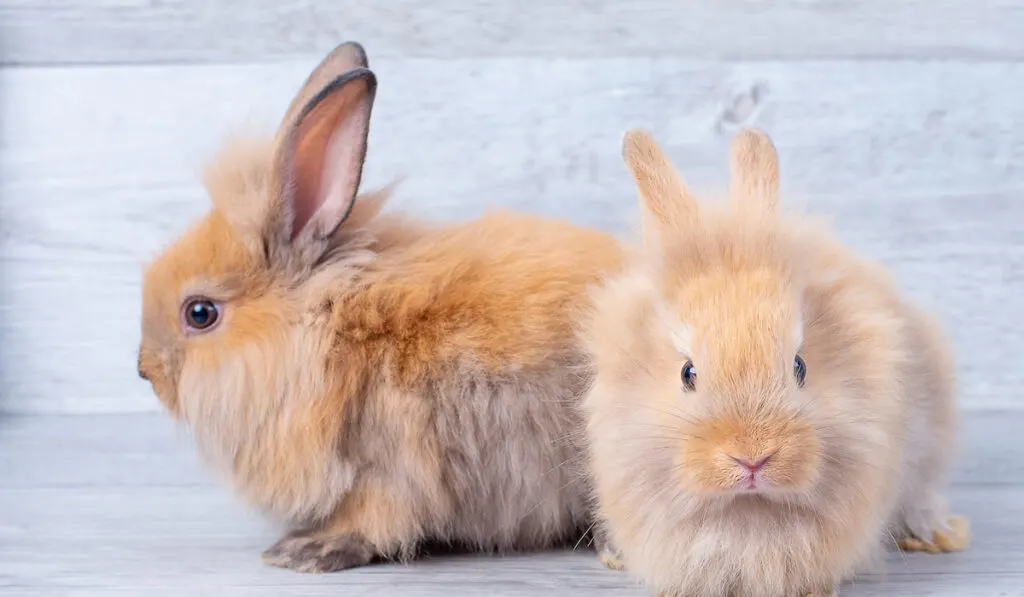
182,298,220,332
794,355,807,387
681,360,697,391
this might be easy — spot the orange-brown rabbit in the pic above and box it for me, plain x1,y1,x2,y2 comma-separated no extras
579,128,970,597
137,41,624,573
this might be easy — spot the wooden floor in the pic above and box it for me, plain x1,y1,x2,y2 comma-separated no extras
1,411,1021,596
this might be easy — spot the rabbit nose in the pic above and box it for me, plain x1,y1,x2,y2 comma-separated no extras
728,454,773,472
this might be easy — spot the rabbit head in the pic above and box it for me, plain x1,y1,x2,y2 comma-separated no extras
582,128,913,596
136,42,391,520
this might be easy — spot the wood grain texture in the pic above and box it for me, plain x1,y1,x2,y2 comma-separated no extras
0,413,1021,597
3,0,1024,66
1,58,1021,414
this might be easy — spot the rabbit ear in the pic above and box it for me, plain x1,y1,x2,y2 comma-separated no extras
279,41,370,135
729,128,780,215
621,128,699,231
269,42,377,257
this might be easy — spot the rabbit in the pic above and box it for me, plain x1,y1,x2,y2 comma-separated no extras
578,127,970,597
136,40,626,573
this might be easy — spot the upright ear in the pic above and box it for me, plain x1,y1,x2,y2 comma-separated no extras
268,41,377,262
621,129,700,232
279,41,370,136
729,128,780,215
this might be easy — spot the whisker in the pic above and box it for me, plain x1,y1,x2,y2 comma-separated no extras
572,521,599,553
541,451,587,478
631,403,703,427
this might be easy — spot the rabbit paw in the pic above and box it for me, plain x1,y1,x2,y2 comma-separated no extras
897,514,971,554
262,530,375,573
592,524,626,571
597,546,626,571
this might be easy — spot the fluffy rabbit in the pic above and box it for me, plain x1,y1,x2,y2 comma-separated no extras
136,41,624,573
579,128,970,597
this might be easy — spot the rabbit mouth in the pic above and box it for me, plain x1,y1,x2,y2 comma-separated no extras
740,473,766,492
727,453,774,492
724,472,782,496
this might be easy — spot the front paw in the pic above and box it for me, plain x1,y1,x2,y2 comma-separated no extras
262,530,376,573
597,546,626,571
592,523,626,571
897,514,971,554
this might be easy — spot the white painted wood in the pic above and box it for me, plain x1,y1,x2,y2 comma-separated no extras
0,413,1021,596
2,0,1024,65
1,59,1022,414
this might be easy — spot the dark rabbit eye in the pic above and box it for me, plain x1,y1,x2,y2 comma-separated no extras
681,360,697,391
182,298,220,332
794,355,807,387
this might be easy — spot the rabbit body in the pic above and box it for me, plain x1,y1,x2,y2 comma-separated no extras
580,129,970,597
137,42,622,572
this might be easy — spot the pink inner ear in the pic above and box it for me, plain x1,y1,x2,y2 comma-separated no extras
289,80,369,240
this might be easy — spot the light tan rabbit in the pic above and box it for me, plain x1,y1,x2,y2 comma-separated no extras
137,41,625,573
579,128,970,597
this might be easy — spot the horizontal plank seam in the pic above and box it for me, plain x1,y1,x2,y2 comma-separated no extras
4,56,1024,72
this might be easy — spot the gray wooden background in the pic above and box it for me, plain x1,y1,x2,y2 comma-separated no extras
1,3,1023,596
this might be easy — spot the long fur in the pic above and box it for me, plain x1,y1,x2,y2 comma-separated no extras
137,42,624,570
579,128,967,597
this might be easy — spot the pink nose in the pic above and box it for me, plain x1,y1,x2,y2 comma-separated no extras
729,455,772,472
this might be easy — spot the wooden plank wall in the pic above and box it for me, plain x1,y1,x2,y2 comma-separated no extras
0,1,1021,414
